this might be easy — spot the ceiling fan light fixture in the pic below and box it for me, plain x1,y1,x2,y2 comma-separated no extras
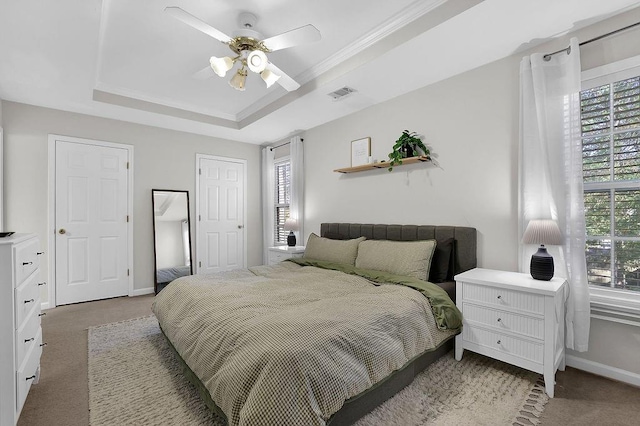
260,69,281,88
229,67,248,91
210,56,234,77
247,50,268,73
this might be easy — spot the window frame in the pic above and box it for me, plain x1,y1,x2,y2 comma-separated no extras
273,156,291,246
581,55,640,320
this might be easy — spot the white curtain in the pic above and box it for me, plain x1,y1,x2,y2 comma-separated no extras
289,136,304,246
261,147,275,264
519,38,590,351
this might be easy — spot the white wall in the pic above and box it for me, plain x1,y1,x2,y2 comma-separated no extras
2,101,262,303
304,54,519,271
302,9,640,377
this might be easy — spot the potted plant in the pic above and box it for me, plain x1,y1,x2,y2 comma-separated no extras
387,130,430,171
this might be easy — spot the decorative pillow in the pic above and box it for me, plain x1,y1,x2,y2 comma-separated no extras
303,233,365,265
428,238,455,283
355,239,437,281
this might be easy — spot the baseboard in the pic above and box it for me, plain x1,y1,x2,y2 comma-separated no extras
566,354,640,388
131,287,154,297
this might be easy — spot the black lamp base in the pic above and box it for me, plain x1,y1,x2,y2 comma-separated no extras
287,231,296,247
530,245,554,281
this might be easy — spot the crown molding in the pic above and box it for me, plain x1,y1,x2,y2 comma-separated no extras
93,81,238,122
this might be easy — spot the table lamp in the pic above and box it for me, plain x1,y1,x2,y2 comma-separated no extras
284,218,299,247
522,219,563,281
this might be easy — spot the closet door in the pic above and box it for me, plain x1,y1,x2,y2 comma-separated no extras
196,155,246,274
55,139,130,305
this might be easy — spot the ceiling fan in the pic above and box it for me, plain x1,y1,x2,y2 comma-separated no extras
165,7,321,92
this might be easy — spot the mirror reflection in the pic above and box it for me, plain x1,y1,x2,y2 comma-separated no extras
152,189,192,293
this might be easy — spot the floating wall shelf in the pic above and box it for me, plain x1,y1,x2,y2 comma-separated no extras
333,155,431,174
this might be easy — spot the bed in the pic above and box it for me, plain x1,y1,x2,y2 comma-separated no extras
152,223,477,425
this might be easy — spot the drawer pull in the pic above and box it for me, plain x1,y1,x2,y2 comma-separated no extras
497,340,501,345
38,282,46,286
497,318,502,323
497,295,502,300
25,375,36,381
24,337,34,343
23,261,33,266
40,343,48,347
24,299,35,304
37,252,44,255
39,313,47,317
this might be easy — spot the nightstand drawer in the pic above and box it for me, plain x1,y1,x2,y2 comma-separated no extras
463,325,543,364
463,303,544,340
462,282,544,315
267,248,304,265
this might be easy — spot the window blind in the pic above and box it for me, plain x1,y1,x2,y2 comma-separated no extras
582,75,640,292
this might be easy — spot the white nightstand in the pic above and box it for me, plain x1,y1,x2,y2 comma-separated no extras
267,246,305,265
454,268,567,397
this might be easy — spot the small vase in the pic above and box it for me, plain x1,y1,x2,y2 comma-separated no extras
401,145,414,158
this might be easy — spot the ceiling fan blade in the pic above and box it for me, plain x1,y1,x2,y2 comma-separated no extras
266,62,300,91
262,24,321,52
165,7,232,43
192,65,214,80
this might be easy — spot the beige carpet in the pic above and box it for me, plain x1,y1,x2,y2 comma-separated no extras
88,316,548,426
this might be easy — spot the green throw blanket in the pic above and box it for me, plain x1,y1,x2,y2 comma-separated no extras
287,258,462,331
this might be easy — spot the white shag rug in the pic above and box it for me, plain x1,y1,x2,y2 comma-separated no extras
88,316,548,426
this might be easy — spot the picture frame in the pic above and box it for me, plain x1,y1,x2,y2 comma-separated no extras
351,137,371,167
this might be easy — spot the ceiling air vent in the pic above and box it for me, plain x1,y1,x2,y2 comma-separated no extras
328,86,356,101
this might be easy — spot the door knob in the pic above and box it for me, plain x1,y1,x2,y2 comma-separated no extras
237,225,244,229
58,229,66,235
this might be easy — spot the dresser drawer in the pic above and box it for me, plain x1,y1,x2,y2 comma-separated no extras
463,325,543,364
462,282,545,315
15,272,40,329
16,338,42,414
16,308,42,369
14,238,40,286
463,303,544,340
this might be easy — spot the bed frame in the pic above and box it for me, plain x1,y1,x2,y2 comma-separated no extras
321,223,477,425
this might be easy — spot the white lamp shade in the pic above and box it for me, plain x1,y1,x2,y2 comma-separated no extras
260,69,281,88
284,218,299,232
247,50,268,73
522,219,563,245
229,68,247,91
210,56,234,77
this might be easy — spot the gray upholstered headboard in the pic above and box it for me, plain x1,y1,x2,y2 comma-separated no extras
320,223,477,278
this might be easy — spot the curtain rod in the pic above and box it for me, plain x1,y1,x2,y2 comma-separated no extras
543,20,640,61
269,138,304,151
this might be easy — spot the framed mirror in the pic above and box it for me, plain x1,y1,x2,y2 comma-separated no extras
152,189,193,293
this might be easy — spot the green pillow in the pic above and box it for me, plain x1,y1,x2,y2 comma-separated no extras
303,233,365,265
355,239,437,281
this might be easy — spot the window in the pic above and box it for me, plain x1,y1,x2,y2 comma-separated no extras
581,64,640,293
274,159,291,245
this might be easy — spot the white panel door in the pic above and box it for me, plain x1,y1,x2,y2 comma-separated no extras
55,141,129,305
197,157,245,274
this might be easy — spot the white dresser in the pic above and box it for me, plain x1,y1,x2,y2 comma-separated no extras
267,245,305,265
0,234,44,426
454,268,566,397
